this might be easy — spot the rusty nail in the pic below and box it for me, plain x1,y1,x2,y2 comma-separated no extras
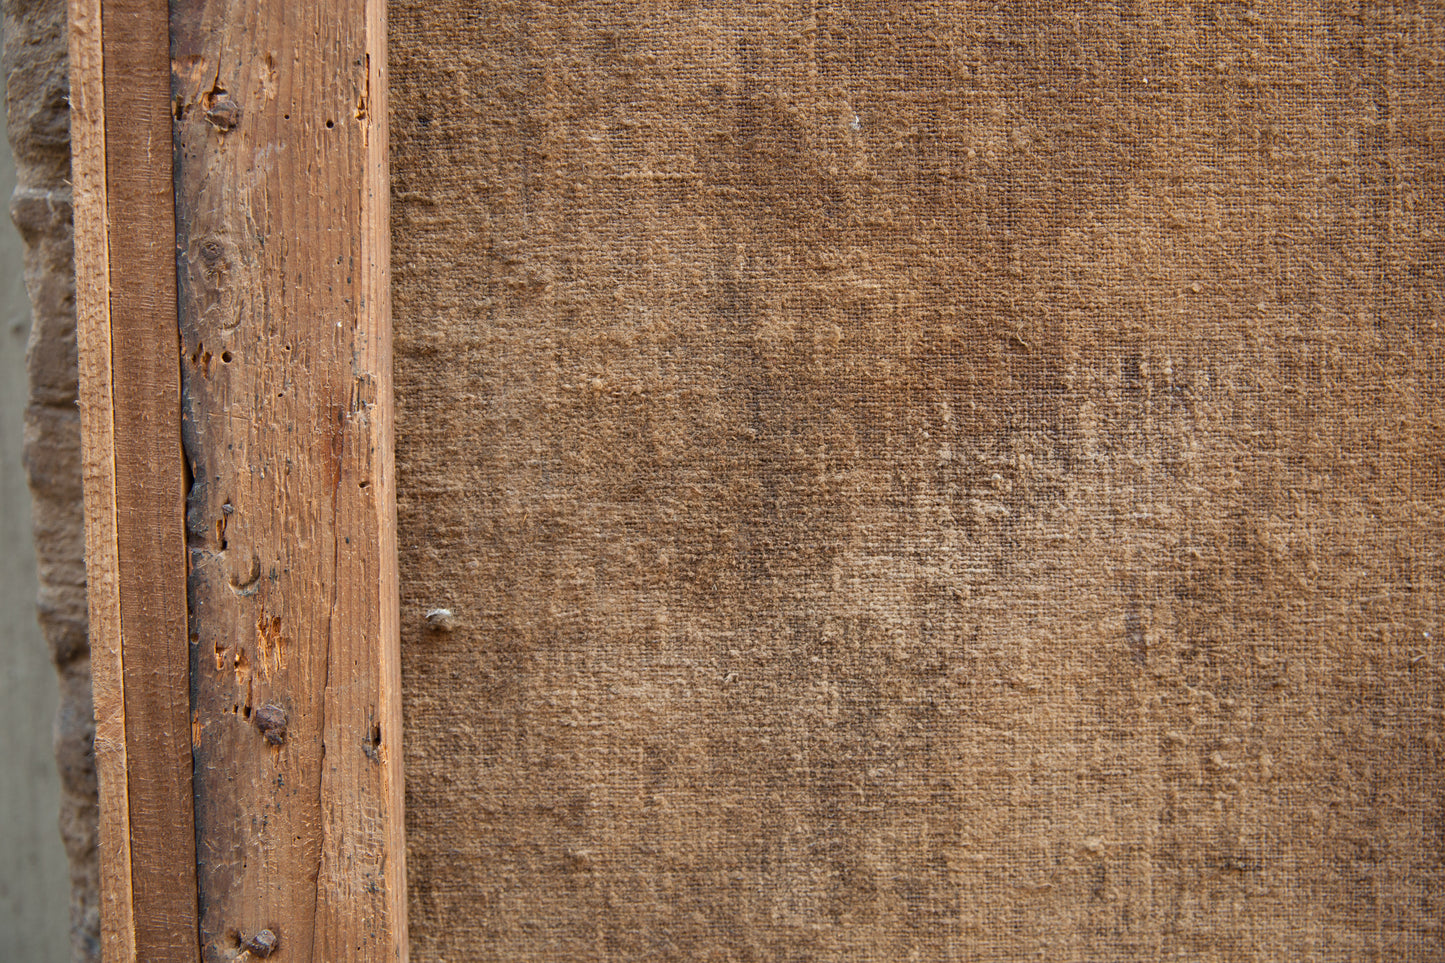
242,928,279,958
205,99,242,131
253,703,287,747
424,607,458,632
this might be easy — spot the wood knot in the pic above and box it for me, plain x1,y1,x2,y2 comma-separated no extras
205,99,242,131
252,704,287,746
241,928,279,958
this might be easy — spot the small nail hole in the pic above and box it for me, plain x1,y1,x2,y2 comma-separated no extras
221,351,233,363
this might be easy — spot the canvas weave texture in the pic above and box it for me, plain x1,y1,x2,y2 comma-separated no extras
391,2,1445,959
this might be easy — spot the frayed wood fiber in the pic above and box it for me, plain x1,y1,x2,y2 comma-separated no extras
391,2,1445,959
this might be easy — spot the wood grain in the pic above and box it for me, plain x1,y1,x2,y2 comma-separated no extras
170,0,406,956
66,0,135,956
72,0,201,958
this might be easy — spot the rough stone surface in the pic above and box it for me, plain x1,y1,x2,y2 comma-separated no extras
5,0,100,958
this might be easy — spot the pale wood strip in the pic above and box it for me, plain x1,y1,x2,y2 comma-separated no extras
65,0,134,956
315,2,410,956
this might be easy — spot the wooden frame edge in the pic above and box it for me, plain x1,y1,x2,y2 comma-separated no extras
73,0,200,956
72,0,405,958
68,0,138,956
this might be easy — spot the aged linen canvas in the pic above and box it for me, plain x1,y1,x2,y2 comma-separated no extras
390,2,1444,959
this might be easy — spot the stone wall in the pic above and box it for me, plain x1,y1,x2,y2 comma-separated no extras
4,0,100,957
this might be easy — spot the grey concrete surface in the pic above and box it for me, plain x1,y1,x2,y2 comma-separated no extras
0,48,70,961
